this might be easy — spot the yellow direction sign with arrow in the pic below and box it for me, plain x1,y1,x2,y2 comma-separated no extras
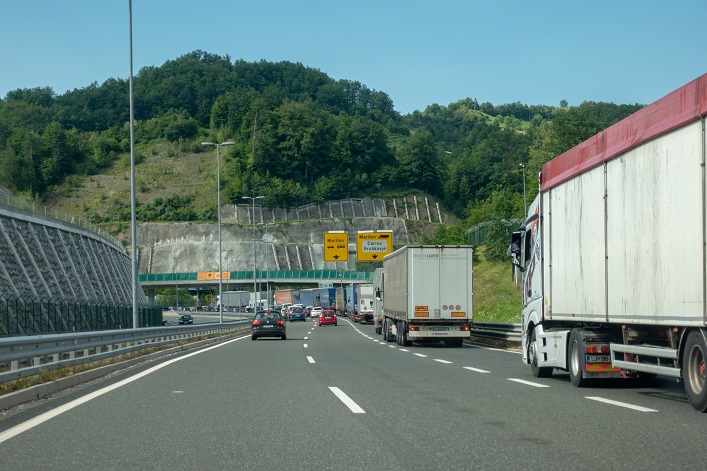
324,231,348,262
356,231,393,261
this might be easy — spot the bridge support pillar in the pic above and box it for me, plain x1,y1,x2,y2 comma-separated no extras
147,288,155,304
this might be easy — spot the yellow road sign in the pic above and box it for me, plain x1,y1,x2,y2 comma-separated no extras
356,231,393,261
324,232,348,262
197,271,230,280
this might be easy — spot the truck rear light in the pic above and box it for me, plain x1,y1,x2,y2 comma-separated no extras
460,325,470,331
586,344,610,354
409,326,420,332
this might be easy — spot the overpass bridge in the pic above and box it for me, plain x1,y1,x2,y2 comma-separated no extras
139,269,373,297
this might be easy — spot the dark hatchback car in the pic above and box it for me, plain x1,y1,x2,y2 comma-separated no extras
179,314,193,325
289,308,306,322
252,311,287,340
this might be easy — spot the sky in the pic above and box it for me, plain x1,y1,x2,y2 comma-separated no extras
1,1,705,115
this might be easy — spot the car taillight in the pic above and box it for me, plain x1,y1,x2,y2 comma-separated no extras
276,320,284,325
252,320,261,326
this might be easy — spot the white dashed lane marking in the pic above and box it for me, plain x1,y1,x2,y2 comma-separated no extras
329,387,366,414
585,397,657,412
508,378,549,388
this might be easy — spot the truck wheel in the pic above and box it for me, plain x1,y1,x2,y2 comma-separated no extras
529,328,553,378
568,329,589,387
684,330,707,412
401,323,412,347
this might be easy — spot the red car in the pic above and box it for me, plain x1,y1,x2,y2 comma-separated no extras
318,309,337,326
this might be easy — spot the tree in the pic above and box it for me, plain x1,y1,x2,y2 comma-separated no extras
397,129,442,195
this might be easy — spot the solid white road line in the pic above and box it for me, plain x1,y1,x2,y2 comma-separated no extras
508,378,550,388
0,334,250,445
434,359,453,364
306,356,316,364
463,366,490,373
585,396,657,412
328,387,366,414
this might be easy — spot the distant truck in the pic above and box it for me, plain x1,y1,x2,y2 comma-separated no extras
219,291,250,310
513,74,707,412
335,287,345,315
320,288,336,310
357,284,374,324
275,290,293,307
299,289,315,310
380,246,473,347
345,284,358,318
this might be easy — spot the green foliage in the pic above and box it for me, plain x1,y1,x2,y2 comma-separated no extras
136,194,198,221
0,50,645,223
421,222,469,245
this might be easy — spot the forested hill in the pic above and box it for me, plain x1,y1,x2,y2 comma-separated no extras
0,50,643,237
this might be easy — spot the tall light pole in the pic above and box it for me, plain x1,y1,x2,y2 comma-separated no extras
243,195,264,311
202,141,235,323
128,0,138,328
520,163,527,217
172,256,178,312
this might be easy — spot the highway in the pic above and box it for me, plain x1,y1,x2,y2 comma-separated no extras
1,318,706,470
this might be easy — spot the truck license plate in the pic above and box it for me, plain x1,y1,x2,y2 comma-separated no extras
586,355,611,363
431,327,448,331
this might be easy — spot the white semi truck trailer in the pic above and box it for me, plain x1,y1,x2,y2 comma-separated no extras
513,74,707,411
380,246,472,347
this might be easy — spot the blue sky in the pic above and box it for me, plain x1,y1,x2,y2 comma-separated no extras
2,1,705,115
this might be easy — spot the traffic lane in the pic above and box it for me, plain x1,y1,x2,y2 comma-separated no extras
162,311,249,324
312,320,707,470
353,321,694,416
0,322,403,470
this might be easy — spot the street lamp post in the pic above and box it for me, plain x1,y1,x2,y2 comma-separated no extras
520,163,527,216
243,195,264,310
172,256,178,312
202,141,235,323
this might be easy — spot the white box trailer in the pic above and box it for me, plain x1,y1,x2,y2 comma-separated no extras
219,291,250,310
514,74,707,411
381,246,472,347
357,284,374,324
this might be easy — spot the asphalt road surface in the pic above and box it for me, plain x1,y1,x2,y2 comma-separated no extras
1,317,705,470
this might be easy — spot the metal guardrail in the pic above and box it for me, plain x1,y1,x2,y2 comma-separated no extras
0,321,250,384
469,322,522,343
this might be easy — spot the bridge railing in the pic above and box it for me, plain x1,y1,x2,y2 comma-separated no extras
139,270,374,283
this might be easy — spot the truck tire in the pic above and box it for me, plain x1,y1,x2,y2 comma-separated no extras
382,319,392,342
401,322,412,347
529,328,553,378
684,330,707,412
568,329,589,387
